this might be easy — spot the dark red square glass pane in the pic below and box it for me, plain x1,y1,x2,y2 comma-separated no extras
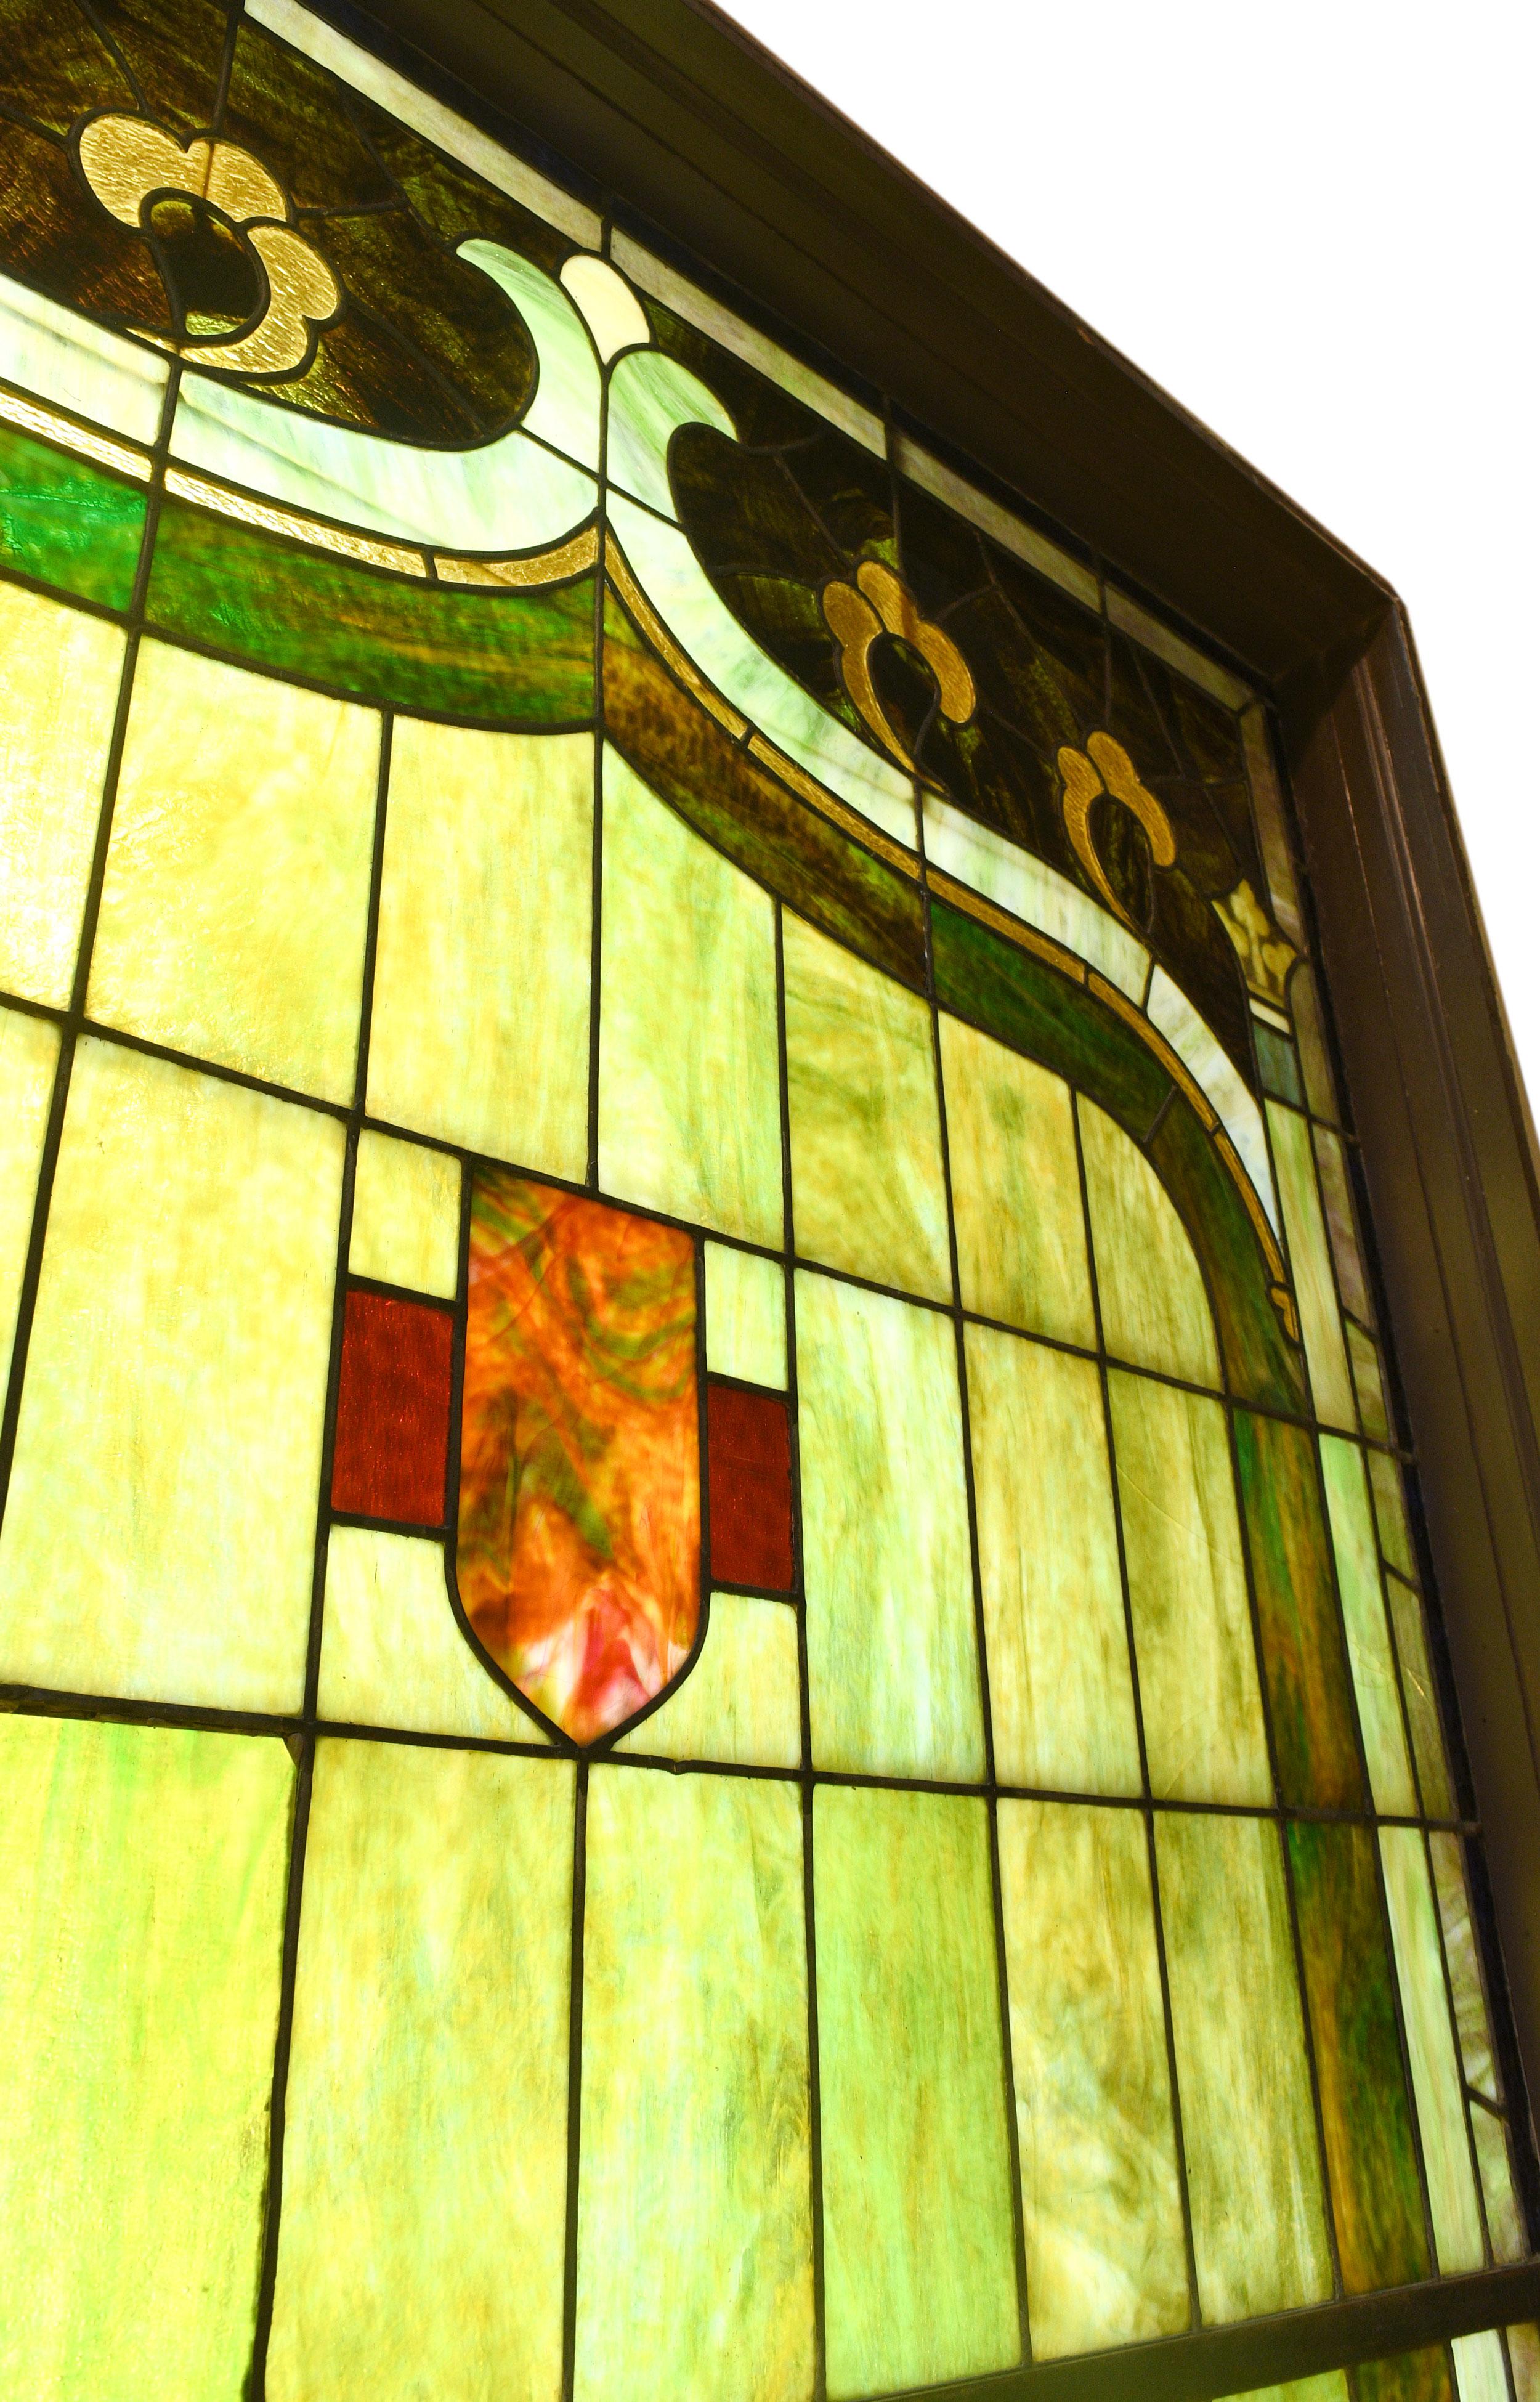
707,1381,794,1593
331,1287,453,1527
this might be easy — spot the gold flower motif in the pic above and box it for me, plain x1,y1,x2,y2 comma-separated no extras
822,559,975,770
1214,877,1299,1007
1057,732,1177,930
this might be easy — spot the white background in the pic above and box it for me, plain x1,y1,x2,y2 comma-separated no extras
719,0,1540,1105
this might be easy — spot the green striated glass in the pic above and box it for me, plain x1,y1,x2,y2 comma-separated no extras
0,1004,58,1392
1109,1371,1272,1804
1268,1100,1356,1432
1313,1123,1372,1321
1429,1833,1497,2101
1380,1825,1485,2274
1080,1098,1221,1389
1354,2351,1457,2402
1235,1409,1366,1810
269,1743,573,2402
0,420,145,604
1453,2333,1512,2402
1472,2104,1527,2263
0,1718,291,2401
814,1784,1019,2396
1147,1092,1308,1416
348,1128,461,1300
967,1325,1140,1795
1347,1321,1392,1442
703,1240,787,1387
1319,1436,1418,1817
613,1593,801,1767
577,1767,813,2402
798,1268,984,1780
998,1798,1187,2353
1156,1811,1332,2321
0,578,124,1007
1387,1573,1455,1818
1287,1819,1430,2291
599,748,782,1246
940,1012,1095,1348
1289,964,1340,1125
1231,2378,1348,2402
1368,1445,1419,1580
1254,1021,1306,1108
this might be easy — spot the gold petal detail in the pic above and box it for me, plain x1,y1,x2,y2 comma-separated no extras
1213,876,1299,1007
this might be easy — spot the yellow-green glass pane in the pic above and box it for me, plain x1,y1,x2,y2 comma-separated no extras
1356,2350,1457,2402
940,1012,1093,1346
1319,1435,1418,1816
1429,1832,1497,2101
1289,963,1339,1124
268,1742,573,2402
1380,1824,1485,2274
1388,1572,1455,1818
1228,2372,1348,2402
999,1798,1186,2354
1512,2331,1540,2402
348,1128,461,1299
1473,2106,1526,2263
784,910,950,1301
0,580,124,1007
1313,1123,1371,1322
798,1268,983,1780
814,1784,1019,2395
1156,1811,1331,2321
615,1592,800,1766
1079,1096,1220,1389
0,1041,341,1710
1454,2332,1512,2402
1109,1371,1271,1804
1369,1445,1418,1580
1348,1321,1391,1442
89,640,378,1102
0,1716,291,2401
1268,1100,1355,1430
967,1325,1139,1795
599,750,782,1246
317,1525,546,1742
367,720,593,1176
703,1240,787,1386
0,1005,58,1388
577,1767,813,2402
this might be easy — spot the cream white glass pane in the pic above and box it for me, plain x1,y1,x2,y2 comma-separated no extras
559,254,650,363
941,1013,1095,1347
458,240,602,470
614,1593,801,1767
1079,1097,1220,1389
1268,1100,1355,1430
0,1042,341,1710
923,800,1146,1000
0,269,168,439
1147,967,1276,1231
0,582,124,1006
1454,2333,1512,2402
703,1241,787,1387
0,1007,59,1389
317,1527,547,1742
1380,1824,1485,2274
1319,1435,1419,1817
348,1129,461,1298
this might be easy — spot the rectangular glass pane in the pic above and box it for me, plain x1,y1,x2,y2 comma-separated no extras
1369,1445,1419,1580
614,1591,801,1766
1235,1408,1366,1809
1268,1100,1355,1431
1472,2104,1526,2264
1429,1832,1497,2101
1454,2332,1512,2402
1387,1572,1455,1818
1380,1825,1485,2273
0,1003,58,1389
1355,2351,1457,2402
1347,1321,1391,1442
940,1012,1094,1347
1313,1122,1371,1322
1510,2327,1540,2402
318,1525,545,1742
0,578,123,1007
348,1128,461,1299
1319,1435,1419,1817
703,1239,787,1387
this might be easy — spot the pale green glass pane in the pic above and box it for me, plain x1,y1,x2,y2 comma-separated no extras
0,1007,58,1389
1473,2106,1527,2264
318,1527,547,1742
614,1593,800,1766
998,1798,1186,2355
367,721,592,1176
1147,966,1276,1230
89,640,378,1102
0,1716,291,2401
815,1784,1019,2395
1289,964,1339,1123
577,1767,813,2402
784,911,950,1302
924,793,1148,1000
1429,1832,1497,2101
268,1742,573,2402
0,1042,341,1710
703,1241,787,1386
1369,1445,1419,1579
1454,2332,1512,2402
1380,1824,1485,2273
1313,1124,1371,1322
1109,1371,1271,1804
0,580,124,1007
1227,2379,1350,2402
599,750,782,1245
1079,1096,1220,1389
348,1129,461,1299
0,267,168,439
967,1325,1140,1795
607,349,734,517
1319,1435,1418,1816
1156,1811,1332,2321
1268,1100,1356,1431
941,1012,1095,1346
798,1268,983,1780
1388,1572,1455,1817
1347,1320,1391,1442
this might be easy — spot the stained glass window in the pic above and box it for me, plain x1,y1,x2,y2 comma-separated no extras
0,2,1532,2398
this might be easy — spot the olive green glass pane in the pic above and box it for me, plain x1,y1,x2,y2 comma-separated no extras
0,579,123,1007
967,1325,1140,1795
999,1798,1186,2353
1234,1409,1365,1811
1156,1811,1331,2321
0,1042,341,1710
1313,1124,1371,1323
1289,964,1339,1124
348,1129,461,1300
599,749,782,1246
317,1526,546,1743
1347,1321,1391,1443
1233,2377,1349,2402
614,1592,801,1766
1379,1825,1485,2274
367,720,593,1177
940,1012,1094,1347
1319,1436,1418,1817
577,1767,813,2402
0,1006,58,1390
1510,2328,1540,2402
89,640,379,1103
1268,1100,1355,1432
784,910,950,1301
703,1240,787,1387
268,1743,573,2402
1472,2106,1526,2264
0,1717,291,2401
1387,1573,1455,1818
1454,2332,1512,2402
814,1784,1019,2395
1355,2349,1456,2402
1079,1096,1220,1389
1109,1371,1271,1804
1369,1446,1418,1580
798,1268,983,1780
1429,1833,1496,2102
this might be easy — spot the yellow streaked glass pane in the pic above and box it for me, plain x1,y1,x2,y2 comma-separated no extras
1319,1435,1418,1817
703,1238,787,1386
614,1592,801,1766
317,1526,547,1742
89,639,379,1102
0,1041,341,1710
577,1766,813,2402
1454,2331,1512,2402
1268,1100,1355,1430
268,1742,573,2402
0,1716,291,2401
348,1127,461,1298
0,580,124,1007
0,1005,58,1387
940,1012,1094,1346
367,720,593,1175
1079,1096,1220,1388
1380,1824,1485,2274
